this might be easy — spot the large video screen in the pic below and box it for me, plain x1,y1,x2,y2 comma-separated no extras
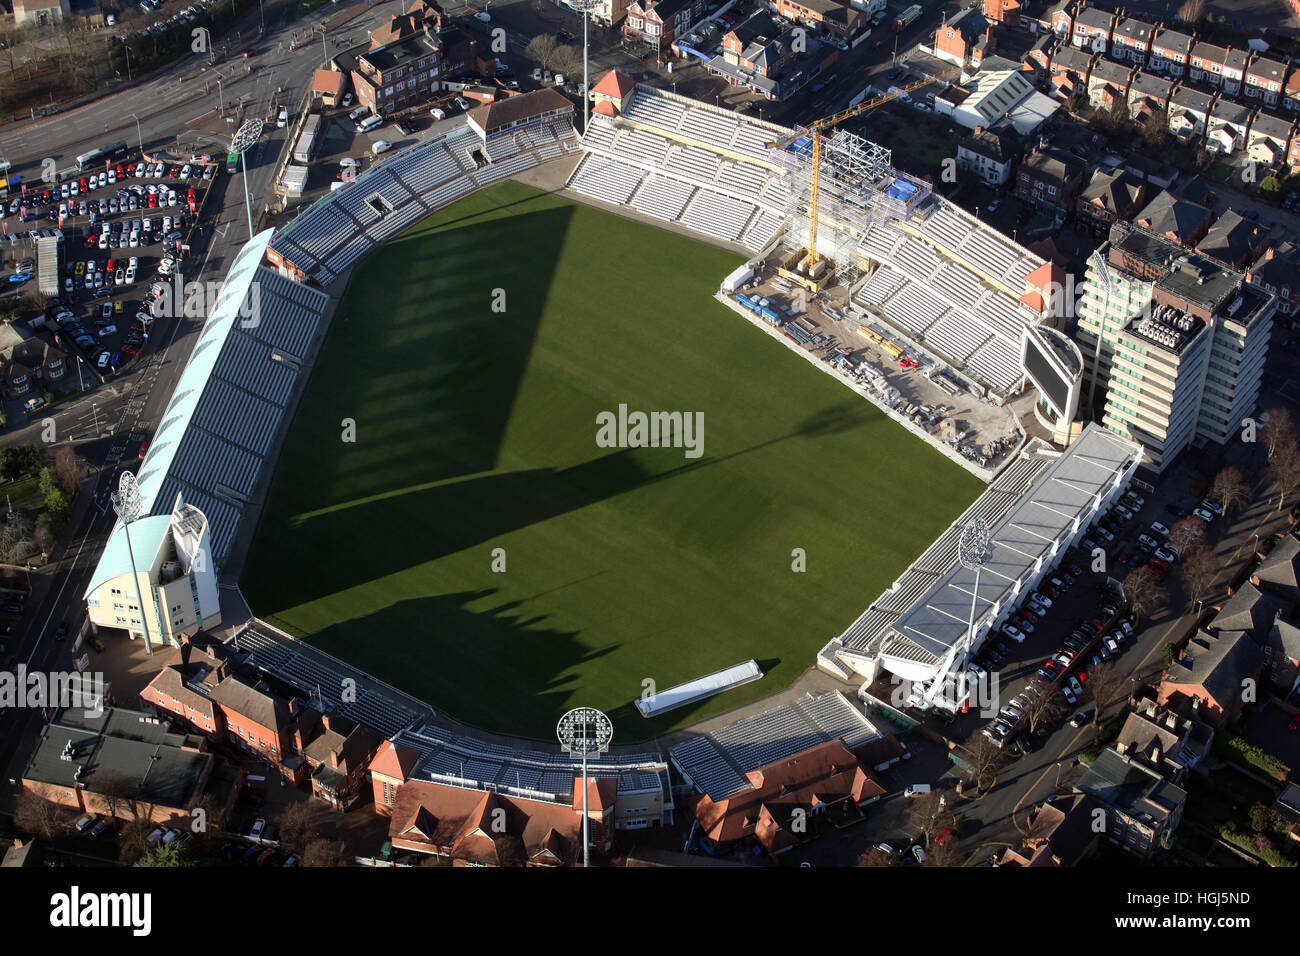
1022,335,1072,417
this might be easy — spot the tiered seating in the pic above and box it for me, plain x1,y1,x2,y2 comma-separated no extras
365,200,427,243
977,291,1024,342
619,127,671,167
741,210,783,251
931,263,985,313
924,309,993,363
960,227,1020,280
729,122,785,163
475,151,537,185
855,267,907,307
483,134,522,163
920,204,974,251
581,114,619,152
631,176,696,222
397,144,461,192
759,176,790,207
894,237,941,281
966,338,1023,391
622,89,687,131
286,205,356,261
664,144,720,181
678,105,741,151
423,175,476,210
679,189,751,241
887,283,949,334
858,222,902,262
568,153,645,205
714,160,767,200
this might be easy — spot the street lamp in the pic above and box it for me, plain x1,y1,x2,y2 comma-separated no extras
123,43,134,82
557,707,612,868
216,75,224,114
958,517,992,672
130,112,144,154
231,118,264,241
110,471,154,657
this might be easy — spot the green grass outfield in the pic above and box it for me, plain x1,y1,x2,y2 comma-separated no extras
242,181,982,740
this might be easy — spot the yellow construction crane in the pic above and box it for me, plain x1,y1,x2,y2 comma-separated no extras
765,68,959,274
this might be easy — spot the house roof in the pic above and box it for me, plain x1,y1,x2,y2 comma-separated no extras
311,69,347,98
1178,174,1217,205
1211,581,1291,636
1075,7,1112,31
1150,28,1192,56
467,87,571,135
1135,189,1211,242
1196,210,1270,266
1250,110,1295,143
1210,97,1251,125
301,713,382,773
592,99,618,117
944,6,990,44
1266,617,1300,662
1191,42,1229,66
1050,46,1095,76
1250,240,1300,290
370,738,422,782
1090,58,1133,87
1166,629,1263,705
1113,17,1153,45
1080,168,1143,214
1255,535,1300,593
960,126,1018,164
591,69,635,100
1128,70,1172,103
1078,747,1186,823
1247,57,1288,86
1170,85,1214,113
1020,145,1085,186
1026,793,1100,865
209,676,294,733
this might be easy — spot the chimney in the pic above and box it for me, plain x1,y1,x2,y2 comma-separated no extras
323,709,334,731
330,748,341,769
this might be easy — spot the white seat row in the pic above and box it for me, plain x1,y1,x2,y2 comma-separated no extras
858,222,902,262
715,160,767,200
632,175,696,222
679,188,752,242
931,262,985,313
924,309,993,364
581,115,619,152
855,267,907,307
678,106,741,151
920,204,973,251
959,227,1021,280
569,154,645,206
741,210,783,251
965,338,1022,390
664,144,720,182
893,237,941,281
887,283,949,334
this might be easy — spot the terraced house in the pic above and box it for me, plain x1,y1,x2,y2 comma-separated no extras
1109,15,1153,65
1245,111,1296,169
1148,26,1192,77
1087,58,1133,110
771,0,863,38
1245,56,1289,108
1070,5,1114,52
624,0,711,52
1125,70,1173,127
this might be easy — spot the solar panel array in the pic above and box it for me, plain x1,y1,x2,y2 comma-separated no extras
268,118,579,284
669,692,881,801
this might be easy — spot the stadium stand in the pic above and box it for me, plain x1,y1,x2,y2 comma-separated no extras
819,427,1143,687
669,692,885,801
266,100,580,284
566,85,794,253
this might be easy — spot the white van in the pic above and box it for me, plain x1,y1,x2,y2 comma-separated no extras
903,784,932,798
371,140,393,155
356,114,383,134
277,107,289,128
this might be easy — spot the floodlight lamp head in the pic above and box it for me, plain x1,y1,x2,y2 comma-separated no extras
557,707,613,756
112,470,143,522
232,119,263,154
959,517,991,570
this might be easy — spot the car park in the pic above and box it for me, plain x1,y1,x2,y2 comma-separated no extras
1192,506,1215,523
1002,624,1026,643
1150,521,1170,538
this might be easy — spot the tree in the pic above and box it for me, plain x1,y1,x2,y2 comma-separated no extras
33,514,55,556
549,43,582,79
524,33,559,71
1161,642,1178,667
14,790,74,839
1026,682,1064,736
53,445,79,495
908,788,954,846
1177,0,1206,26
302,837,347,867
136,843,199,867
1209,465,1251,517
118,819,158,864
1122,565,1167,625
97,771,140,821
0,512,33,564
1176,541,1217,612
19,290,47,314
961,732,1009,793
1167,515,1206,553
923,838,964,867
1086,660,1129,727
856,846,898,867
1260,407,1297,461
1259,175,1281,197
276,800,315,852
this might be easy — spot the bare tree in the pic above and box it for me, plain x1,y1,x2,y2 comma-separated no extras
118,818,156,865
1167,515,1207,554
856,846,898,867
1085,661,1129,728
908,788,954,846
1260,408,1297,461
524,33,559,71
1122,566,1167,625
276,801,315,852
53,446,79,495
923,838,964,867
961,732,1009,793
0,513,33,564
302,837,347,868
1209,465,1252,517
1177,0,1206,25
96,771,138,822
14,790,74,839
550,43,582,78
1025,682,1063,736
1177,541,1217,612
1265,443,1300,512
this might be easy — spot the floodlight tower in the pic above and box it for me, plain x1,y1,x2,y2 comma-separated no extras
110,471,154,657
958,517,992,658
231,118,264,241
567,0,599,130
557,707,612,868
